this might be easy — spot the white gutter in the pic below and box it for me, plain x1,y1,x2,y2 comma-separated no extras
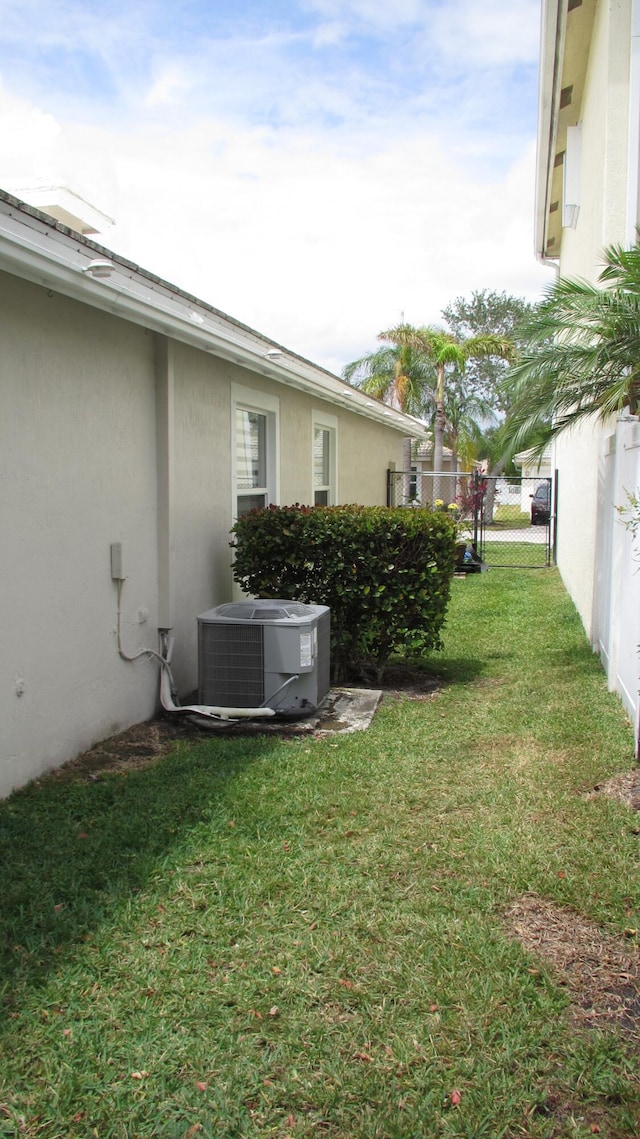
626,0,640,246
0,194,427,439
534,0,564,266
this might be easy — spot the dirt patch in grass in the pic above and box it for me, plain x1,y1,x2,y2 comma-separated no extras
368,662,440,702
584,768,640,811
43,662,439,784
504,893,640,1040
44,720,195,782
345,657,442,701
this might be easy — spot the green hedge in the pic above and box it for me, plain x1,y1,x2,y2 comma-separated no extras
231,505,457,682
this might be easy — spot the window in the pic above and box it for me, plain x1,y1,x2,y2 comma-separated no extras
236,408,267,514
409,466,418,501
312,411,337,506
232,385,279,519
313,427,330,505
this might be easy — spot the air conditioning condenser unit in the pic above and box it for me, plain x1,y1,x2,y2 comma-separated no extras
197,599,330,717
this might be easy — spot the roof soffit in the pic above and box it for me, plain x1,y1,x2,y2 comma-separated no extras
537,0,597,260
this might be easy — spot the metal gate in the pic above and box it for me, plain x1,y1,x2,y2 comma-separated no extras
387,469,555,569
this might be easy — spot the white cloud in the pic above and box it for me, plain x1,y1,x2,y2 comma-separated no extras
0,1,552,375
302,0,428,31
428,0,541,67
302,0,540,67
80,117,550,372
144,64,194,108
0,85,61,181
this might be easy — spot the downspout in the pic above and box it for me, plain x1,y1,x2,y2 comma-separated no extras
155,335,174,634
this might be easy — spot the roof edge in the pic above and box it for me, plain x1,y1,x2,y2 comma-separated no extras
535,0,564,265
0,188,427,439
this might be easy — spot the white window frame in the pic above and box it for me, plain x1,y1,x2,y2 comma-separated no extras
311,409,338,506
232,384,280,521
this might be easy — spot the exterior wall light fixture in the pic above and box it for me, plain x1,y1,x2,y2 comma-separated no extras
82,258,116,279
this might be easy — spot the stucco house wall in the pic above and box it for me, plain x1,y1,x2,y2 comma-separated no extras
1,273,161,790
544,0,630,635
551,421,603,632
165,347,406,695
536,0,640,747
1,192,421,797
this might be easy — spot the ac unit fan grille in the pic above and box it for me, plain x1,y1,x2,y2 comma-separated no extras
199,623,265,707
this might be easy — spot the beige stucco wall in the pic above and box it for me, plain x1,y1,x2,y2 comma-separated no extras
167,347,405,695
0,274,160,796
553,0,631,637
1,272,408,795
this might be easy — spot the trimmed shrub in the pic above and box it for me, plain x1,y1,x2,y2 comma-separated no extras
231,505,456,682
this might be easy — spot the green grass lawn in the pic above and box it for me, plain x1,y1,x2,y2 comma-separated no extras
0,570,638,1138
482,540,550,568
492,504,532,529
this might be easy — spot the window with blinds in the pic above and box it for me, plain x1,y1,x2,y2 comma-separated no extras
232,385,279,521
311,412,337,506
313,426,330,505
236,408,267,515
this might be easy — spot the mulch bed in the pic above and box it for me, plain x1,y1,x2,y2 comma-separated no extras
504,894,640,1040
358,662,440,702
584,769,640,811
503,773,640,1042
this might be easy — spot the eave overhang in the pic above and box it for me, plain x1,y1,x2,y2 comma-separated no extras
535,0,597,263
0,190,427,440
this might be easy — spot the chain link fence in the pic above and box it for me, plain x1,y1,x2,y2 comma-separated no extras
387,469,554,569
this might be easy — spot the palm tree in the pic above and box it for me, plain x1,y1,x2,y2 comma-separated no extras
345,323,513,503
342,325,437,491
443,382,496,473
502,239,640,459
376,325,514,500
342,326,436,419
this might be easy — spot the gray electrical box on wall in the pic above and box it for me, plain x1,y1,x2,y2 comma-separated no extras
110,542,125,580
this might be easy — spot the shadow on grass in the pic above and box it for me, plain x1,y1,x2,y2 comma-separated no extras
383,654,487,688
0,649,487,1006
432,654,488,685
0,733,277,1003
546,644,609,673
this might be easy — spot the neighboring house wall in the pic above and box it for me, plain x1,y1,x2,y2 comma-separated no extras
514,450,552,513
536,0,640,748
552,420,603,634
409,443,455,506
1,199,418,797
550,0,631,635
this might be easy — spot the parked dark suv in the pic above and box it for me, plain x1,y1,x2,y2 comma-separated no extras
530,482,551,525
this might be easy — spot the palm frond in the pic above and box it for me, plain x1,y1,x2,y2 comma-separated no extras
500,236,640,460
342,330,437,418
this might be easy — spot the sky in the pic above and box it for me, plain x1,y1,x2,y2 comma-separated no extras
0,0,554,375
